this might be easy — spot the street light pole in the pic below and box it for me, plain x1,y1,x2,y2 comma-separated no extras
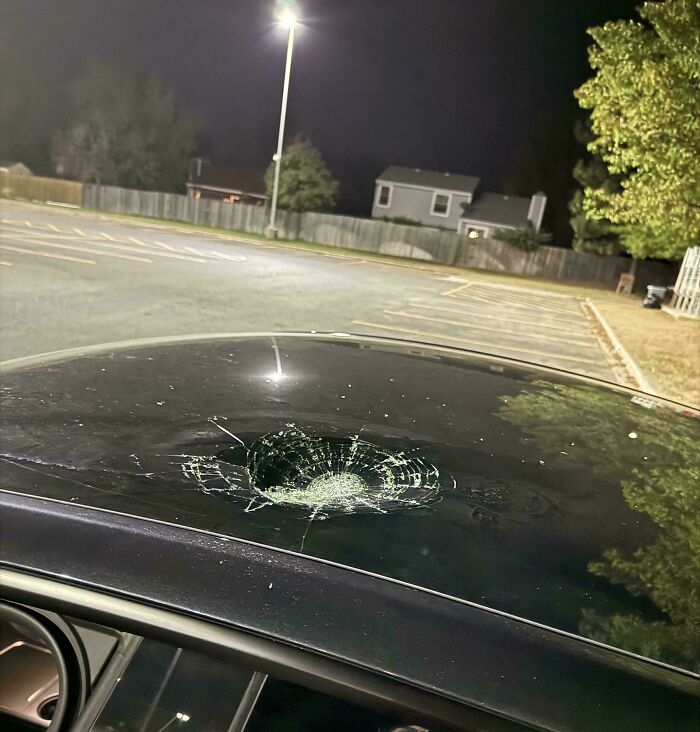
267,15,296,237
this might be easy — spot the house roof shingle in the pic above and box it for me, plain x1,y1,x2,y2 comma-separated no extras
376,166,480,195
460,192,531,228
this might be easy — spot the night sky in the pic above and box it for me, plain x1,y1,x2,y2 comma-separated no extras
1,0,639,231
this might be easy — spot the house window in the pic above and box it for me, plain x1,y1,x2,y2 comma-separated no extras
376,184,392,208
431,192,451,217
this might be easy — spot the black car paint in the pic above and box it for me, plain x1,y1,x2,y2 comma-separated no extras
1,333,698,729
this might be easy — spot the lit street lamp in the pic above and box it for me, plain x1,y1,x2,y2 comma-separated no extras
267,6,299,238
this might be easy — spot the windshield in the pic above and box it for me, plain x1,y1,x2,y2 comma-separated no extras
1,0,699,696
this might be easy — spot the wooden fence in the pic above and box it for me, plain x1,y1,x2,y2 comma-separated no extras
669,246,700,318
0,171,83,207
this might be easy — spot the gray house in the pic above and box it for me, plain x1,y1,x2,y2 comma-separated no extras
372,166,546,240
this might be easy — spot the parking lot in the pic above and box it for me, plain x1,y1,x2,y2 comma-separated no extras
1,200,618,382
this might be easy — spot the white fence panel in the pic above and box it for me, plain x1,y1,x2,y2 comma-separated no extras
670,246,700,318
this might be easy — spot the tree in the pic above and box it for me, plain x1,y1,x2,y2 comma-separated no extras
568,118,623,256
575,0,700,260
499,381,700,672
494,227,552,252
265,138,338,213
52,63,199,191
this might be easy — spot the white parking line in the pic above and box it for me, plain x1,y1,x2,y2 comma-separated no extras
207,250,247,262
0,244,95,265
408,303,593,336
352,320,601,365
10,237,152,264
12,233,206,264
0,260,13,267
450,290,584,320
383,309,595,347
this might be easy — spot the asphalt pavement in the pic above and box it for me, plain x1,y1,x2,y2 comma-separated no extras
0,199,618,381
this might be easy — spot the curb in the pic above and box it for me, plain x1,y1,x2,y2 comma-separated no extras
585,298,656,395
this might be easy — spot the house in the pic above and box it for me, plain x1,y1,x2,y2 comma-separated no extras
0,161,33,176
186,164,268,206
372,166,546,240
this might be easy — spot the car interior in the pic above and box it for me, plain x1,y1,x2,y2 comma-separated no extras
0,601,454,732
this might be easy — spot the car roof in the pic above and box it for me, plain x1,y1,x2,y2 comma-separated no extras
1,333,698,678
3,489,699,731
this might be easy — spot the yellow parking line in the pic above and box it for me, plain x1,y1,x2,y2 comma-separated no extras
0,244,95,265
74,228,86,236
383,309,595,347
410,303,592,336
128,236,146,246
352,320,600,365
47,223,60,232
24,220,33,227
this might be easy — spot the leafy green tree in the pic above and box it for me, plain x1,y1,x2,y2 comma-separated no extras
493,227,552,252
575,0,700,260
52,63,199,191
499,381,700,671
568,119,623,256
265,138,338,213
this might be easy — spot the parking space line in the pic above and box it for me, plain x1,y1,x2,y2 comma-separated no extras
101,232,116,241
10,237,153,263
207,250,246,262
11,233,205,264
408,303,593,336
74,228,86,236
441,283,471,297
467,285,583,313
0,260,12,266
452,287,580,312
182,245,203,256
0,244,95,265
462,279,575,300
128,236,147,247
24,220,33,227
383,309,596,347
448,290,584,319
352,320,601,365
47,224,60,232
154,240,176,251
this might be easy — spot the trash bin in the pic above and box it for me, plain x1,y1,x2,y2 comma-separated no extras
642,285,667,309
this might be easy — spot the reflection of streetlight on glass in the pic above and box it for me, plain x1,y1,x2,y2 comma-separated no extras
267,4,300,237
267,338,286,382
155,711,190,732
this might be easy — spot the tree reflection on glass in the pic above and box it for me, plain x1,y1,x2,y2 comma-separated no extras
499,380,700,672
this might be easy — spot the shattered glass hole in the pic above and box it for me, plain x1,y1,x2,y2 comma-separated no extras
180,426,445,519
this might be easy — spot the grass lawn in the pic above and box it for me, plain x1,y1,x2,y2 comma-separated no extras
592,298,700,407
